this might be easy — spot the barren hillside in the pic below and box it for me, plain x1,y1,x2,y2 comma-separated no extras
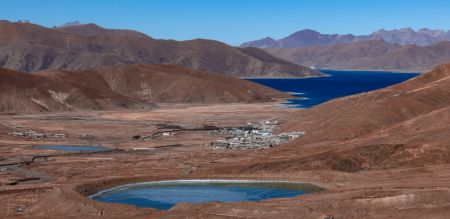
0,20,320,78
0,64,287,113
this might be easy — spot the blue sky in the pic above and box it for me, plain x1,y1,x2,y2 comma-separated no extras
2,0,450,45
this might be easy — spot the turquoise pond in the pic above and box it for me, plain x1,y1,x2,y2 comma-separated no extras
90,180,322,210
32,145,109,152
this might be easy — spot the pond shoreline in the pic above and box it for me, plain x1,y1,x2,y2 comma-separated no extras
88,179,324,210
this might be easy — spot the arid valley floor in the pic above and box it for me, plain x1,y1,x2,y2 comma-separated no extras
3,2,450,218
1,100,449,218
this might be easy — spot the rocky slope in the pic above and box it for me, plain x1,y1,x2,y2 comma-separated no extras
0,64,287,113
242,28,450,48
266,40,450,71
0,20,319,78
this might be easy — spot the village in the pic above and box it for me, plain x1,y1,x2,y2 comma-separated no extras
211,119,304,149
8,118,303,151
140,118,304,150
10,126,65,139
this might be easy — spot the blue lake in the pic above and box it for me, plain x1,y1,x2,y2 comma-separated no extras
249,70,419,108
33,145,109,152
90,180,321,210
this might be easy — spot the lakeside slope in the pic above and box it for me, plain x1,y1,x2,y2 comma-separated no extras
0,64,287,113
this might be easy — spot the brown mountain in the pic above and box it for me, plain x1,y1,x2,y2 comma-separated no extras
266,40,450,72
0,20,320,78
93,64,288,103
0,64,287,113
237,63,450,173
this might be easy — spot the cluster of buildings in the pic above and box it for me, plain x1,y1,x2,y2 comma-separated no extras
11,127,65,139
211,119,304,149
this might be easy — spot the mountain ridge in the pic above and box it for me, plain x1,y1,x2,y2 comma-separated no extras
265,40,450,72
242,28,450,48
0,20,320,78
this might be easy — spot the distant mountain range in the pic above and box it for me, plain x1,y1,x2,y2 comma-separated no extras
242,28,450,72
0,20,320,78
242,28,450,48
265,40,450,72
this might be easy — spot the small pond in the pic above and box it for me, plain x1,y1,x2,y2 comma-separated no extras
33,145,110,152
90,180,322,210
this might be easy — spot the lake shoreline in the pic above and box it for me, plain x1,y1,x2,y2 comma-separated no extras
249,70,419,108
318,68,422,74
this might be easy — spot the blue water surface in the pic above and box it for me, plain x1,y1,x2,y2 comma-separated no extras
91,181,319,210
249,70,419,108
33,145,109,152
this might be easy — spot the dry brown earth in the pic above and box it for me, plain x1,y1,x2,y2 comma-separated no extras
1,65,450,218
